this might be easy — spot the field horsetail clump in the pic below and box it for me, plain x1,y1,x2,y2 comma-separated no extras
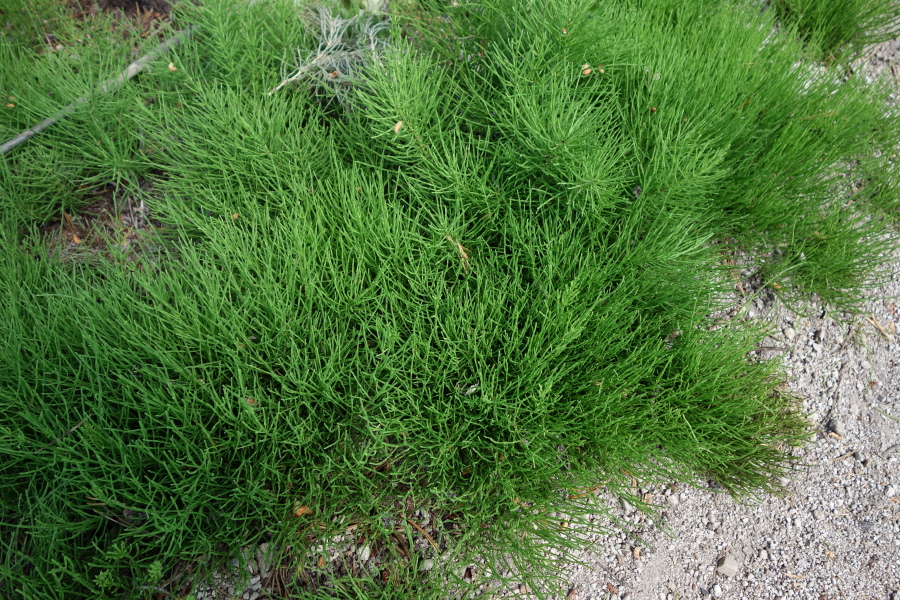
0,0,897,597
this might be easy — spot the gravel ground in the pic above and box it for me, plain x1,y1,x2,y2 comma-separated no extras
562,256,900,600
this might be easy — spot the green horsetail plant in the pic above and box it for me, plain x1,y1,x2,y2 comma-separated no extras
771,0,900,60
0,0,896,597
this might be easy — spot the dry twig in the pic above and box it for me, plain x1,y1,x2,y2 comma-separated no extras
268,7,389,104
1,27,195,155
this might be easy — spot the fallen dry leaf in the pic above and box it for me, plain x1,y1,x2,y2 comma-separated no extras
292,503,312,517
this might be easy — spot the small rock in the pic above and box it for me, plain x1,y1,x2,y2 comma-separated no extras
716,555,740,577
887,485,897,497
812,510,825,520
712,584,723,597
853,451,865,463
783,327,796,341
420,559,435,571
668,493,679,506
621,595,632,600
358,544,371,563
249,592,260,600
758,549,768,561
621,498,633,513
862,360,872,371
255,543,270,574
814,329,824,342
830,420,846,437
811,342,823,353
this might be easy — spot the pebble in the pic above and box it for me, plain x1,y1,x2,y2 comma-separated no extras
783,327,796,341
887,485,897,497
420,559,435,571
716,555,739,577
621,498,633,513
358,544,371,563
255,543,270,575
812,342,823,353
668,493,679,506
813,509,825,520
712,583,723,597
758,549,768,561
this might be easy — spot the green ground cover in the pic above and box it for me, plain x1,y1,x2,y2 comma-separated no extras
1,0,898,598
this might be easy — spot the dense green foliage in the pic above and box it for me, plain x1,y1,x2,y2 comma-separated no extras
0,0,897,597
772,0,900,58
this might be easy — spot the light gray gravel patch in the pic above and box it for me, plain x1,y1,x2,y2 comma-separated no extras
555,249,900,600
